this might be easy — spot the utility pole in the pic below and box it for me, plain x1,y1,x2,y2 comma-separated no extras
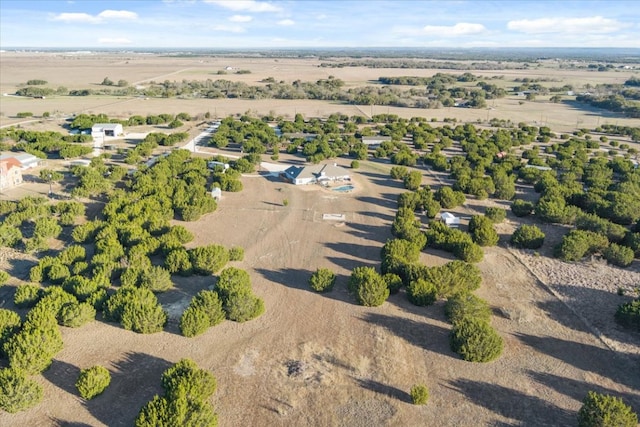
48,173,52,198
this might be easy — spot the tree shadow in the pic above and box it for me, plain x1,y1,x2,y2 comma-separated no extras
526,370,640,412
354,377,411,403
515,332,640,392
361,312,454,358
446,378,573,426
49,420,93,427
43,352,172,426
345,222,392,242
254,266,355,304
356,194,398,210
356,209,395,223
324,241,383,265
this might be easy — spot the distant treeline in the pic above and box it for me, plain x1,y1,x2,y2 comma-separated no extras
320,59,519,71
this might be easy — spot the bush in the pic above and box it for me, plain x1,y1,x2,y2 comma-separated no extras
511,199,535,217
191,290,226,327
450,319,503,363
406,274,438,306
383,273,403,294
76,365,111,400
165,248,193,276
453,241,484,263
139,266,173,293
0,270,9,285
0,368,43,413
14,284,42,308
0,309,21,356
444,293,492,325
189,245,229,275
4,325,64,374
224,291,265,322
348,267,389,307
510,224,545,249
351,160,360,169
615,298,640,332
228,246,245,261
120,300,167,334
469,215,499,246
161,358,217,402
435,187,465,209
410,384,429,405
216,267,252,299
485,207,506,223
180,306,211,337
309,268,336,293
59,302,96,328
554,230,609,262
603,243,635,268
577,391,638,427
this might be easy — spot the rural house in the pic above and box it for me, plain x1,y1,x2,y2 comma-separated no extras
0,152,42,169
0,157,23,190
282,163,351,186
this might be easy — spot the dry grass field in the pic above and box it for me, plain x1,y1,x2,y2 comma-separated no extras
1,52,639,426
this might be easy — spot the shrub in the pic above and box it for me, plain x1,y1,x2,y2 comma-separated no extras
577,391,638,427
554,230,609,262
180,306,211,337
309,268,336,293
76,366,111,400
435,187,466,209
189,245,229,275
615,298,640,332
59,302,96,328
453,241,484,263
444,293,492,325
224,291,265,322
139,266,173,293
161,358,217,402
450,319,503,363
485,207,506,223
0,309,21,356
469,215,499,246
510,224,545,249
120,300,167,334
410,384,429,405
351,160,360,169
407,279,437,306
511,199,535,217
348,267,389,307
383,273,403,295
390,166,409,180
165,248,193,275
216,267,252,299
191,290,225,327
4,325,64,374
603,244,635,268
0,368,43,413
0,270,9,285
228,246,245,261
14,284,42,308
0,224,22,248
381,238,421,276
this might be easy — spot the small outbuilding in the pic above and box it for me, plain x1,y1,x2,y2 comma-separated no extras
92,123,123,138
361,136,392,148
441,212,461,227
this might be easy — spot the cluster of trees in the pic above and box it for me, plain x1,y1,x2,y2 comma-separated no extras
214,267,265,322
136,359,218,426
0,128,93,159
578,391,638,427
425,220,484,263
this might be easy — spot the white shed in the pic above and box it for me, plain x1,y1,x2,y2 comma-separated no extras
92,123,123,138
441,212,461,226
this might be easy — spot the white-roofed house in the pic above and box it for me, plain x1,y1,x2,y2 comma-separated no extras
92,123,123,138
282,163,351,186
441,212,461,227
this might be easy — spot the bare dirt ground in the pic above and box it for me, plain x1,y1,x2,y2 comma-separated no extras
1,53,640,426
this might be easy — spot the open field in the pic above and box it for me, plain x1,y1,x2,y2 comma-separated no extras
1,52,640,426
1,52,639,133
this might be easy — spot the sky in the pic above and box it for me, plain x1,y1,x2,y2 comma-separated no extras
1,0,639,49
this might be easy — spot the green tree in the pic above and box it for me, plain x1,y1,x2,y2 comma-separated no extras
450,319,503,363
189,245,229,275
179,306,210,338
0,368,43,413
4,325,64,374
510,224,545,249
577,391,638,427
403,171,423,191
444,293,492,325
59,302,96,328
139,266,173,293
615,298,640,332
348,267,389,307
309,268,336,293
603,244,634,268
76,365,111,400
407,278,437,306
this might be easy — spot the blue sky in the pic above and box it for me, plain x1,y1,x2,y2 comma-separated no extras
1,0,639,49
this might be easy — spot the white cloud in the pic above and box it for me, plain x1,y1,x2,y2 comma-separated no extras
211,24,246,33
228,15,253,22
507,16,625,34
51,10,138,24
97,10,138,20
204,1,281,13
422,22,487,36
98,37,132,44
52,13,99,23
277,19,295,26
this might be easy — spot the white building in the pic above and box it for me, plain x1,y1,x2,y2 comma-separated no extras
92,123,123,138
0,153,42,169
441,212,461,226
283,163,351,186
361,136,392,148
